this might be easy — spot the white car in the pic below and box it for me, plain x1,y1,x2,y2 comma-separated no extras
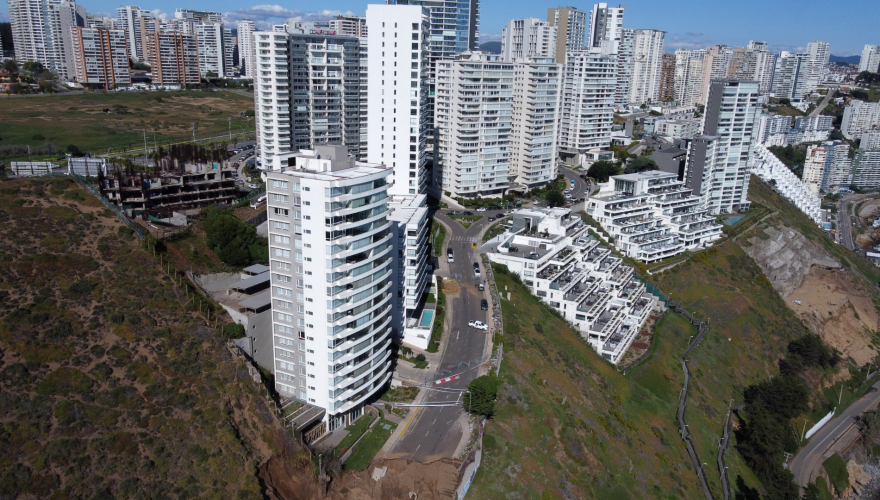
476,207,487,212
468,320,489,331
247,183,259,189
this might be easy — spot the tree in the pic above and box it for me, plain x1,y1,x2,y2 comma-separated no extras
462,375,501,417
65,144,83,157
624,157,658,174
587,160,619,182
859,410,880,445
21,61,45,75
32,134,45,142
203,208,268,267
546,189,566,207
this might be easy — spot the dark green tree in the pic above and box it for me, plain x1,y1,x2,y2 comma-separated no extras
66,144,83,157
587,160,619,182
624,157,658,174
203,208,268,267
462,375,501,417
546,189,566,207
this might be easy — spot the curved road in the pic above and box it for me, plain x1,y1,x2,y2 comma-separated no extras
385,210,500,462
790,380,880,487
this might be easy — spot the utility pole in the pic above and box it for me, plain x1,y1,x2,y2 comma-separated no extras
228,116,232,140
801,419,809,442
839,384,845,405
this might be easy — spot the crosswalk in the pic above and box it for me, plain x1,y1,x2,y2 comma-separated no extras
450,236,479,242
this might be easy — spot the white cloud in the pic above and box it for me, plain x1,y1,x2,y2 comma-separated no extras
149,9,169,20
223,5,357,29
478,33,502,43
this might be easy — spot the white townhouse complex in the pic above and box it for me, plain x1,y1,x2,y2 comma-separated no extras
434,52,561,197
265,146,395,432
752,144,823,225
487,207,654,364
587,171,723,262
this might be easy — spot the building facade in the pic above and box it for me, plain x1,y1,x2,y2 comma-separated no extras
386,0,479,59
265,147,394,432
147,32,200,85
557,47,617,155
673,49,706,106
658,52,675,102
500,17,556,61
194,23,234,77
841,100,880,141
802,141,852,193
860,44,880,73
70,27,131,89
8,0,78,80
435,52,560,196
365,4,432,197
628,29,664,105
314,15,368,39
697,79,761,214
116,5,150,62
238,20,257,79
585,3,623,50
547,6,587,63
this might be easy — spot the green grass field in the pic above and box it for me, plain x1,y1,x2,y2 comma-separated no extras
0,91,255,161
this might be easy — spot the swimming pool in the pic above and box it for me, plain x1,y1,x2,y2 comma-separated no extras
723,215,744,226
419,310,434,328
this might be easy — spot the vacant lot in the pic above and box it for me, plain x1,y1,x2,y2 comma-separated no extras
0,91,255,160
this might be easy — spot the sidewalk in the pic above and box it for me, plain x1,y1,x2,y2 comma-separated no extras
441,194,466,210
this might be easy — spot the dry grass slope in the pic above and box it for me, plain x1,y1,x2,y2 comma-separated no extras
0,177,289,499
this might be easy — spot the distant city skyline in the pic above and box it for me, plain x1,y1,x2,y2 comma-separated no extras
0,0,874,56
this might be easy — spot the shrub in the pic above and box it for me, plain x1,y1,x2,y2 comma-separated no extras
203,208,267,267
463,374,502,417
822,454,848,494
36,368,93,395
222,322,245,339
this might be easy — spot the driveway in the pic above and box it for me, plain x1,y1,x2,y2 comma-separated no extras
384,210,498,462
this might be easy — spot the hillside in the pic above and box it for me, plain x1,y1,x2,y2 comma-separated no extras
743,178,880,365
468,180,874,499
0,177,294,498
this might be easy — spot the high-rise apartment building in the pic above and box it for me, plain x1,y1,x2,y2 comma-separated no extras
253,30,365,164
586,3,623,50
385,0,479,58
173,8,222,31
841,100,880,140
771,51,810,100
366,4,432,197
435,53,560,196
116,5,151,62
264,146,394,432
147,32,200,85
558,47,617,155
628,29,664,105
802,141,852,193
861,131,880,151
238,20,256,79
500,18,556,61
805,40,830,92
695,80,761,213
673,49,705,106
8,0,78,80
697,45,733,105
547,6,587,63
614,28,633,105
70,27,131,89
727,45,776,94
313,15,369,38
194,23,234,77
859,44,880,73
853,133,880,189
658,52,675,102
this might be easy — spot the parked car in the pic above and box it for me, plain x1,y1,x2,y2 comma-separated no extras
488,216,495,222
468,320,489,331
463,211,474,216
481,299,488,310
509,246,519,252
247,183,259,189
474,268,481,278
476,207,487,212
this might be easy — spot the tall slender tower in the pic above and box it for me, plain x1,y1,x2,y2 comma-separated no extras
237,20,256,79
547,6,587,63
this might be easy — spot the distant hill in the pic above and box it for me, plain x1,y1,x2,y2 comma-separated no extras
480,41,501,54
830,55,860,64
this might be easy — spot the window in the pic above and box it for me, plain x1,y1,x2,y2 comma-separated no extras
274,221,290,231
273,260,291,270
272,180,288,189
275,287,292,296
273,208,289,216
274,273,291,283
272,248,291,258
276,348,295,358
275,299,292,309
272,194,288,203
273,235,291,245
276,336,294,346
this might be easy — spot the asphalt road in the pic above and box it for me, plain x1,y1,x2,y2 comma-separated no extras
810,86,837,117
790,380,880,487
387,210,498,462
837,193,875,250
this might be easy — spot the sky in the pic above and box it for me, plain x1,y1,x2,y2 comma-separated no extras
0,0,872,56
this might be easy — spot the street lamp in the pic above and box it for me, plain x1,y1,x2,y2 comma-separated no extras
698,462,707,476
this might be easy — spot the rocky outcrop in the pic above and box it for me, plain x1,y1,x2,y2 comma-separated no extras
741,224,840,297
